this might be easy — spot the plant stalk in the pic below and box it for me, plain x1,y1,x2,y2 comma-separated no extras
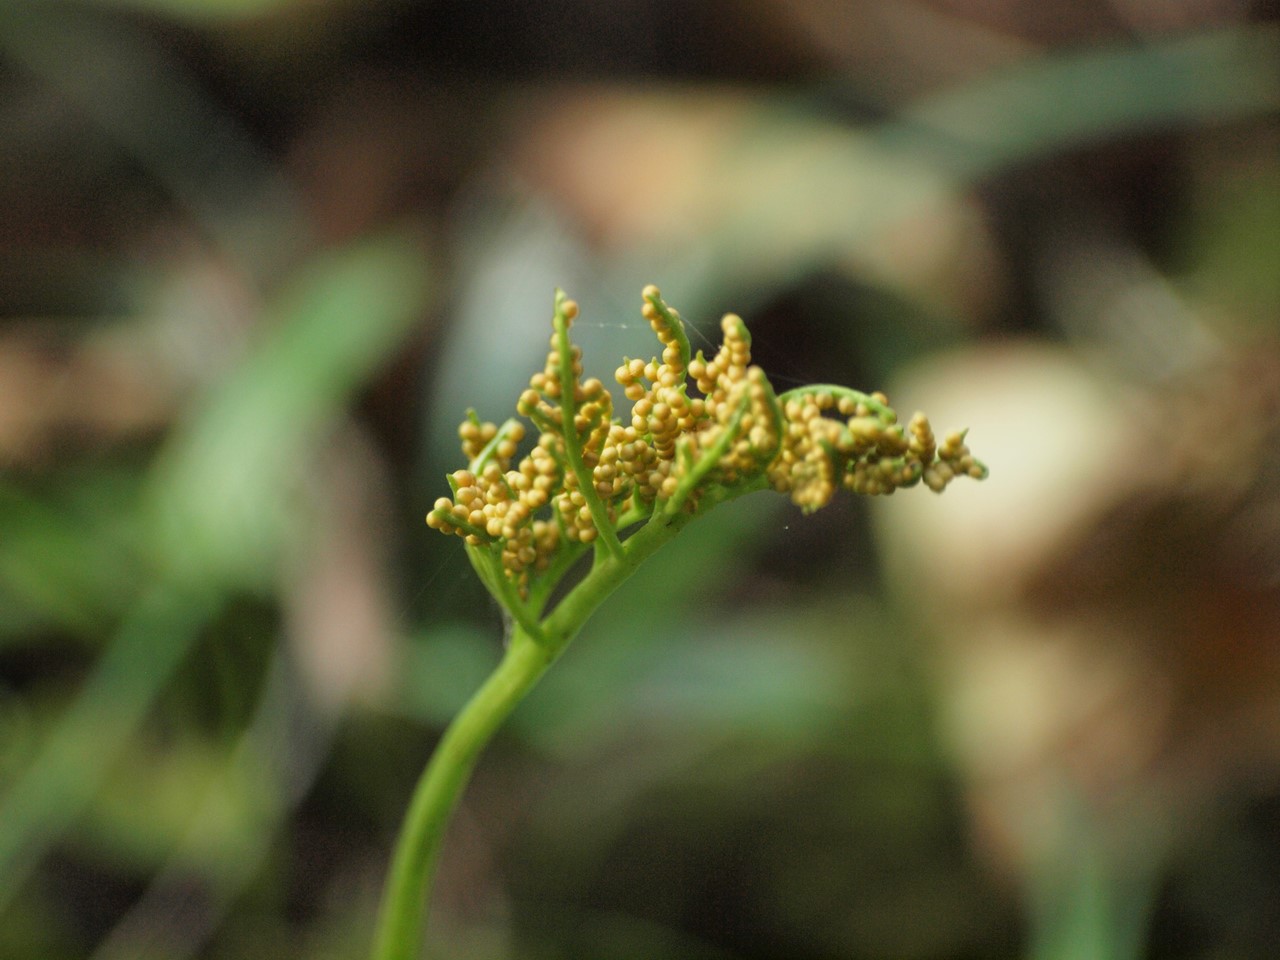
371,627,551,960
371,507,695,960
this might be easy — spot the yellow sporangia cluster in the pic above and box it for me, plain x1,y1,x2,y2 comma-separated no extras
767,390,984,509
427,285,985,593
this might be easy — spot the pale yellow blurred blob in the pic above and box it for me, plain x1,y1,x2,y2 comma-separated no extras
875,340,1280,880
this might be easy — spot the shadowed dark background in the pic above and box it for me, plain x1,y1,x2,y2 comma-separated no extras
2,1,1280,958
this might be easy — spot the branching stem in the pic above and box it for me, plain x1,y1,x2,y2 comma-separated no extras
370,626,551,960
382,285,985,960
371,504,696,960
553,290,624,560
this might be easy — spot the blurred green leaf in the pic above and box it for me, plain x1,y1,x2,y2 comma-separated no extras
78,733,266,875
148,229,433,589
896,23,1280,179
0,229,434,914
617,24,1280,323
1182,160,1280,325
0,470,147,639
88,0,306,20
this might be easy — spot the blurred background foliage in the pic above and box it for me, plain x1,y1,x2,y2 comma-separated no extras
2,1,1280,958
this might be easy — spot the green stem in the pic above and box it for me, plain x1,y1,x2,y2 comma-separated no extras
553,289,625,560
641,287,691,370
542,507,693,650
371,507,695,960
776,384,896,422
372,628,551,960
664,390,750,516
466,544,545,643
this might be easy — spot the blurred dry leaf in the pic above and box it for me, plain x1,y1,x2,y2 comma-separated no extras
284,424,397,709
877,340,1280,879
0,325,176,467
760,0,1035,97
511,87,1001,319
